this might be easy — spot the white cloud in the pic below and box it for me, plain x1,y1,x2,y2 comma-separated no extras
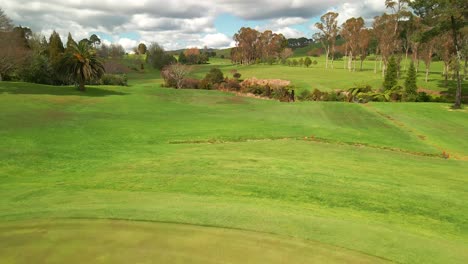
2,0,388,50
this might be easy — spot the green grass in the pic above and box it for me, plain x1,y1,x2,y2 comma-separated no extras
0,219,389,264
192,56,467,94
0,61,468,263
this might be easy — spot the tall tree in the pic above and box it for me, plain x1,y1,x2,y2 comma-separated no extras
384,56,398,90
66,33,77,50
411,0,467,108
373,14,400,76
60,41,104,91
48,31,64,65
341,17,365,72
420,38,436,83
405,61,418,96
435,33,455,86
0,8,13,32
314,12,339,69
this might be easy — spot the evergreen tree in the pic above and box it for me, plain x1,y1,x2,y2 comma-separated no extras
405,61,417,95
66,33,77,50
383,56,398,90
48,31,64,64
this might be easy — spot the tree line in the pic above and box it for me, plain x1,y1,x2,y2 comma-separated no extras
311,0,466,108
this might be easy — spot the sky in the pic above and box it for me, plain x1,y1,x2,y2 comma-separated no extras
2,0,387,51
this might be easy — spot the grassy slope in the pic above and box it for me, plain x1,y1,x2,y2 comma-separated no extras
0,220,389,264
0,66,467,263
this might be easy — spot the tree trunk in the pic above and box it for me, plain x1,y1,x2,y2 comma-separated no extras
79,81,86,92
451,15,462,109
0,73,2,81
360,59,364,71
425,67,429,83
325,47,329,69
444,64,449,87
348,52,352,72
374,57,377,73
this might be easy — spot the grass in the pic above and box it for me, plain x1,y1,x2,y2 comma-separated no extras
0,219,389,264
194,56,467,95
0,59,467,263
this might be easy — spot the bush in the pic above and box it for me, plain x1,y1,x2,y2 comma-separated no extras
225,79,241,91
100,74,128,86
297,90,313,101
204,68,224,85
181,78,200,89
198,79,212,90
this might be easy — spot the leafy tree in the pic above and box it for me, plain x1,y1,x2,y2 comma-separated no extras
304,57,312,68
66,33,77,50
48,31,64,65
204,68,224,85
146,42,176,70
314,12,339,69
137,43,147,55
89,34,101,47
60,41,105,91
178,51,187,64
405,61,417,95
0,8,13,32
410,0,466,108
383,56,398,90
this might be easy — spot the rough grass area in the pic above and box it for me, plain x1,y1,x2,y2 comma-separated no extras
1,67,467,263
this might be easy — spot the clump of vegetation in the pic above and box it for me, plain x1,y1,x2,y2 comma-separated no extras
383,56,398,91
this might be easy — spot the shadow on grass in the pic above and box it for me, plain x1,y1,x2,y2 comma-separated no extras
0,82,127,97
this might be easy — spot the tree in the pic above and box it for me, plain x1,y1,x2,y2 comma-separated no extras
161,63,192,89
0,8,13,32
373,14,400,77
109,44,125,58
60,41,105,91
314,12,339,69
435,33,455,86
0,31,29,81
411,0,466,108
204,68,224,85
341,17,365,72
137,43,147,55
384,56,398,90
280,48,294,64
89,34,101,48
420,38,436,82
48,30,64,69
304,57,312,68
405,61,417,95
178,51,187,64
146,42,176,70
66,33,77,50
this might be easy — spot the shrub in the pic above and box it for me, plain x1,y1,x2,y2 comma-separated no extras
225,79,241,91
416,92,430,102
204,68,224,85
383,56,398,91
198,79,212,90
100,74,128,86
297,90,313,101
182,78,200,89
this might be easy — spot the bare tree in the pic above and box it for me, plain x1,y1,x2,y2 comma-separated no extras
162,63,192,89
314,12,339,69
0,8,13,32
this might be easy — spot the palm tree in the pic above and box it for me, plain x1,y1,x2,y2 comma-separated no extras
61,41,104,91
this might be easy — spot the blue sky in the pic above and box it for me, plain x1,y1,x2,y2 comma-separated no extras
3,0,387,51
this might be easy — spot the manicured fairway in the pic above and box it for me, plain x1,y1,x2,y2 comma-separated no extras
1,70,467,263
0,219,390,264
